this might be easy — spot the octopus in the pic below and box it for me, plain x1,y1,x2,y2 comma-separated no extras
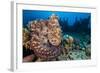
24,14,62,61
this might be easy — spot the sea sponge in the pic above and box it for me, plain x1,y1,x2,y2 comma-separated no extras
67,35,74,45
63,35,74,47
23,28,30,49
62,34,74,55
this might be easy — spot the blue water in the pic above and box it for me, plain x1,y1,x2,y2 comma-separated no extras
23,10,91,26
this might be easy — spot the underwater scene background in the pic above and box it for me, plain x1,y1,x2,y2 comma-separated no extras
23,10,91,62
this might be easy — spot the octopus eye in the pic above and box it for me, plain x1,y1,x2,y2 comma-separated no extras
54,40,56,42
51,40,54,42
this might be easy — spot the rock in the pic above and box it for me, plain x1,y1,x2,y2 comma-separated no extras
74,38,80,45
76,45,80,50
58,54,68,60
23,54,36,62
68,50,87,60
85,44,91,57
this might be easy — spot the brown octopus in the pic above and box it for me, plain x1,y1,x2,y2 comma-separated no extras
24,14,62,61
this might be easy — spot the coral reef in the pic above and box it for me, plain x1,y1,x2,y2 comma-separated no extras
23,14,91,62
23,28,30,49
